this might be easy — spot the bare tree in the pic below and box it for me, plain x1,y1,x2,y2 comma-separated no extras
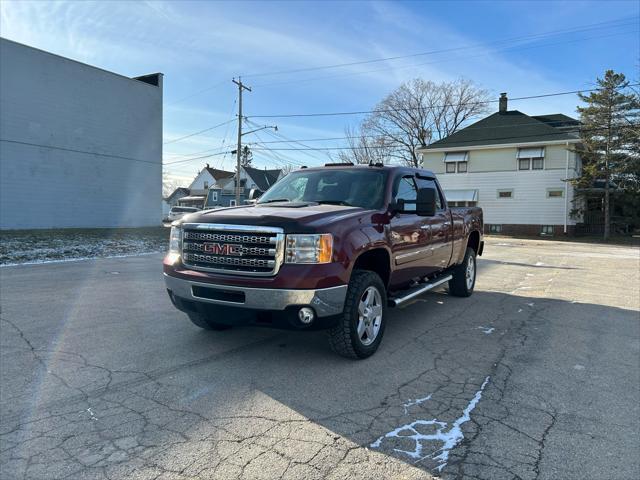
336,125,395,164
361,78,490,167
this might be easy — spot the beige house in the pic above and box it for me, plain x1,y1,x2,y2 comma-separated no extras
419,94,582,236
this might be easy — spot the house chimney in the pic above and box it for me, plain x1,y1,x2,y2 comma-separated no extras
499,93,508,113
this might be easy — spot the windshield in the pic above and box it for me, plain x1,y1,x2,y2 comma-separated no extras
258,169,388,209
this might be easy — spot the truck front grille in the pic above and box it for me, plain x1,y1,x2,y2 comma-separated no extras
181,224,284,276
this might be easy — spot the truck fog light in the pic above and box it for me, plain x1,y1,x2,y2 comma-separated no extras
298,307,315,324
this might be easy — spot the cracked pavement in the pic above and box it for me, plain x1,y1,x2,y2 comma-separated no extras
1,238,639,479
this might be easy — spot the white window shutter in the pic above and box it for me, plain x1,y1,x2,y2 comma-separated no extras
517,147,545,158
444,151,469,162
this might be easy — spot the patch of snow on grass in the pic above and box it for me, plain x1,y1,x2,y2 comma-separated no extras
371,376,490,472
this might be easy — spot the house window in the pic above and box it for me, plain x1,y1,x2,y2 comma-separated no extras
204,181,209,189
488,224,503,234
517,147,545,170
541,225,555,236
444,151,468,173
497,189,513,199
547,189,564,198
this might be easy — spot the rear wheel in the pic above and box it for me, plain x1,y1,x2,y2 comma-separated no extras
187,312,232,331
328,270,387,359
449,247,476,297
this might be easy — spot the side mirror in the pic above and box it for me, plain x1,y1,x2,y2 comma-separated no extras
416,188,436,216
248,188,263,200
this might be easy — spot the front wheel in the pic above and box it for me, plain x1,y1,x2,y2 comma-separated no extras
328,270,387,359
449,247,476,297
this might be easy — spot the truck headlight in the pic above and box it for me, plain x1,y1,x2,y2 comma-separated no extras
285,234,333,264
166,225,182,264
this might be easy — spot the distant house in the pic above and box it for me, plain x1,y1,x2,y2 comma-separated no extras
419,93,582,236
204,166,283,209
163,187,190,218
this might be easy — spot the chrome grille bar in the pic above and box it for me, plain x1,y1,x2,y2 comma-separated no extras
180,223,284,276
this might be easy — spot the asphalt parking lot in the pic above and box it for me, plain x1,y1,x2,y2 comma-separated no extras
1,238,639,480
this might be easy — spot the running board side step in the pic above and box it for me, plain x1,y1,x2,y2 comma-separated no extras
388,274,453,307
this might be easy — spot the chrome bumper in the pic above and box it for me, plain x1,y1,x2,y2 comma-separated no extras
164,273,348,318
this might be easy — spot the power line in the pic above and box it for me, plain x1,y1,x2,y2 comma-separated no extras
247,125,639,152
252,28,638,90
245,118,329,164
247,84,640,119
242,118,590,145
1,138,160,166
164,150,230,166
163,118,236,145
243,16,638,79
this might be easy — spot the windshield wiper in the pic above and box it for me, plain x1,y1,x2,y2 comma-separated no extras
259,198,292,204
316,200,353,206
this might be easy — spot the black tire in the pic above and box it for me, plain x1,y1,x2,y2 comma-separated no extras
328,270,387,359
187,312,232,331
449,247,477,297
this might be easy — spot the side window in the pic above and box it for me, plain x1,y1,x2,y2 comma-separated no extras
394,176,417,213
416,177,444,210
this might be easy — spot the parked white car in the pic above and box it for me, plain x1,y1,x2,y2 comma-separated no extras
166,206,199,222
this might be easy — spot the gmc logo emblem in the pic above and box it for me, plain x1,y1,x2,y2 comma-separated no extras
203,243,242,256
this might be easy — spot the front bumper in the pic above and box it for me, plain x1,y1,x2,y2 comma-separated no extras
164,273,348,318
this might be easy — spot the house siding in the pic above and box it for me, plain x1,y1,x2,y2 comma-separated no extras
423,144,577,173
422,144,580,231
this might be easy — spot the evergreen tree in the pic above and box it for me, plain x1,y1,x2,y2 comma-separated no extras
576,70,640,240
240,145,253,168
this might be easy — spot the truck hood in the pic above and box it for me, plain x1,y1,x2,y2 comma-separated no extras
180,203,374,233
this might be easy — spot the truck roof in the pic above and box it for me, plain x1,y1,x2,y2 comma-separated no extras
299,163,436,177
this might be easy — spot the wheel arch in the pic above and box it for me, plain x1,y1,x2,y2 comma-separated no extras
351,247,392,288
467,230,481,255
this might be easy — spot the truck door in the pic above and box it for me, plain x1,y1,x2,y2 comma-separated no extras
388,175,431,283
416,176,453,272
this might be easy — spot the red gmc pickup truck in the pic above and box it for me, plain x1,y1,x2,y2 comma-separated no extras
164,164,483,358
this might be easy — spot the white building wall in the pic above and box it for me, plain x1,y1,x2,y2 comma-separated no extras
438,169,577,226
0,39,162,229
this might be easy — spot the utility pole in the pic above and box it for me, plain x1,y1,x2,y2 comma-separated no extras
233,77,251,205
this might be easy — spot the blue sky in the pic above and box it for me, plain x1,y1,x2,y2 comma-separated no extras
1,0,638,182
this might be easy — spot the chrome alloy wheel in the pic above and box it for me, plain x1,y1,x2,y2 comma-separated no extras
465,254,476,290
357,286,383,346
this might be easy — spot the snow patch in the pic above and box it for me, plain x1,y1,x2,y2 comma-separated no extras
0,251,161,267
371,376,490,472
477,326,495,335
403,395,432,414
